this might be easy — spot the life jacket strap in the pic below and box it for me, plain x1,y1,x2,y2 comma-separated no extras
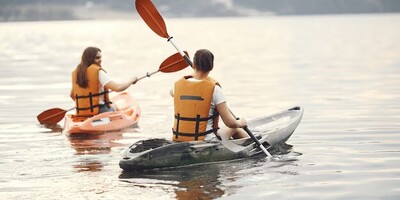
175,113,180,140
89,92,93,112
75,94,79,114
74,90,111,114
172,128,217,140
74,90,109,99
174,113,219,141
75,104,102,111
174,113,218,121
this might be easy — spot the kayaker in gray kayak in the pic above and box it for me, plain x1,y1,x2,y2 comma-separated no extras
118,48,304,171
170,49,248,142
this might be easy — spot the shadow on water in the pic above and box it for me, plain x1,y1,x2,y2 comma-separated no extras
118,143,299,199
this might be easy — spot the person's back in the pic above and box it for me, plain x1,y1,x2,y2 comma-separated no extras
71,63,109,116
171,49,248,142
173,75,219,141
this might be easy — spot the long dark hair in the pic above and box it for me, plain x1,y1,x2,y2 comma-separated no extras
193,49,214,73
76,47,101,88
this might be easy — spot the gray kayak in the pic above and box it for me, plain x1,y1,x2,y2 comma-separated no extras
119,106,303,171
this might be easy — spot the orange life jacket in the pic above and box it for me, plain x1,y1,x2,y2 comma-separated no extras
71,64,110,117
172,76,220,142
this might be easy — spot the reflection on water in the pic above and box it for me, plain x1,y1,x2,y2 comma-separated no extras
120,164,226,200
68,132,124,155
68,132,125,172
74,160,104,172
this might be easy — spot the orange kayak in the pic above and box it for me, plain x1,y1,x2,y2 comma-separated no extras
63,92,140,135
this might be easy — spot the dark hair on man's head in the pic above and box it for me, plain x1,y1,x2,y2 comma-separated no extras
193,49,214,73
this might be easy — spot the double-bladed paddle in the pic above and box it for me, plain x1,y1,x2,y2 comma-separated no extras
37,52,189,125
135,0,272,156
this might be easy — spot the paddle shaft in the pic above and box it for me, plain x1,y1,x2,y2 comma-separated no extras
167,37,193,66
243,126,272,156
230,111,272,157
138,70,159,81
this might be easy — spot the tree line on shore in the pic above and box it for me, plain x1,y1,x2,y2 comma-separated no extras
1,0,399,22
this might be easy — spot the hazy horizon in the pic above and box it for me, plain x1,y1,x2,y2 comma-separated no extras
1,0,400,22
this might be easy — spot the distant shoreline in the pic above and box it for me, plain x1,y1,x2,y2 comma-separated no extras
1,1,399,22
0,5,137,22
2,12,399,24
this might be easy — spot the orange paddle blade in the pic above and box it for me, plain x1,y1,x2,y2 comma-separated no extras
159,51,190,73
37,108,67,125
136,0,169,38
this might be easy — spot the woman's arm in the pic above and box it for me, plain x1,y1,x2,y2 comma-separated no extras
216,102,247,128
105,77,138,92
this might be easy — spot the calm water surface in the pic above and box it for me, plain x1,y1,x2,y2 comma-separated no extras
0,14,399,199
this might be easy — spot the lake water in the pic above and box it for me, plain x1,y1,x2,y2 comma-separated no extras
0,14,399,199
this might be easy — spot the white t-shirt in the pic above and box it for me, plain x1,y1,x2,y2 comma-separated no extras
172,78,226,135
205,84,226,140
98,70,112,104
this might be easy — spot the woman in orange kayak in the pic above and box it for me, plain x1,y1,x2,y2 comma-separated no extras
170,49,248,142
70,47,138,116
